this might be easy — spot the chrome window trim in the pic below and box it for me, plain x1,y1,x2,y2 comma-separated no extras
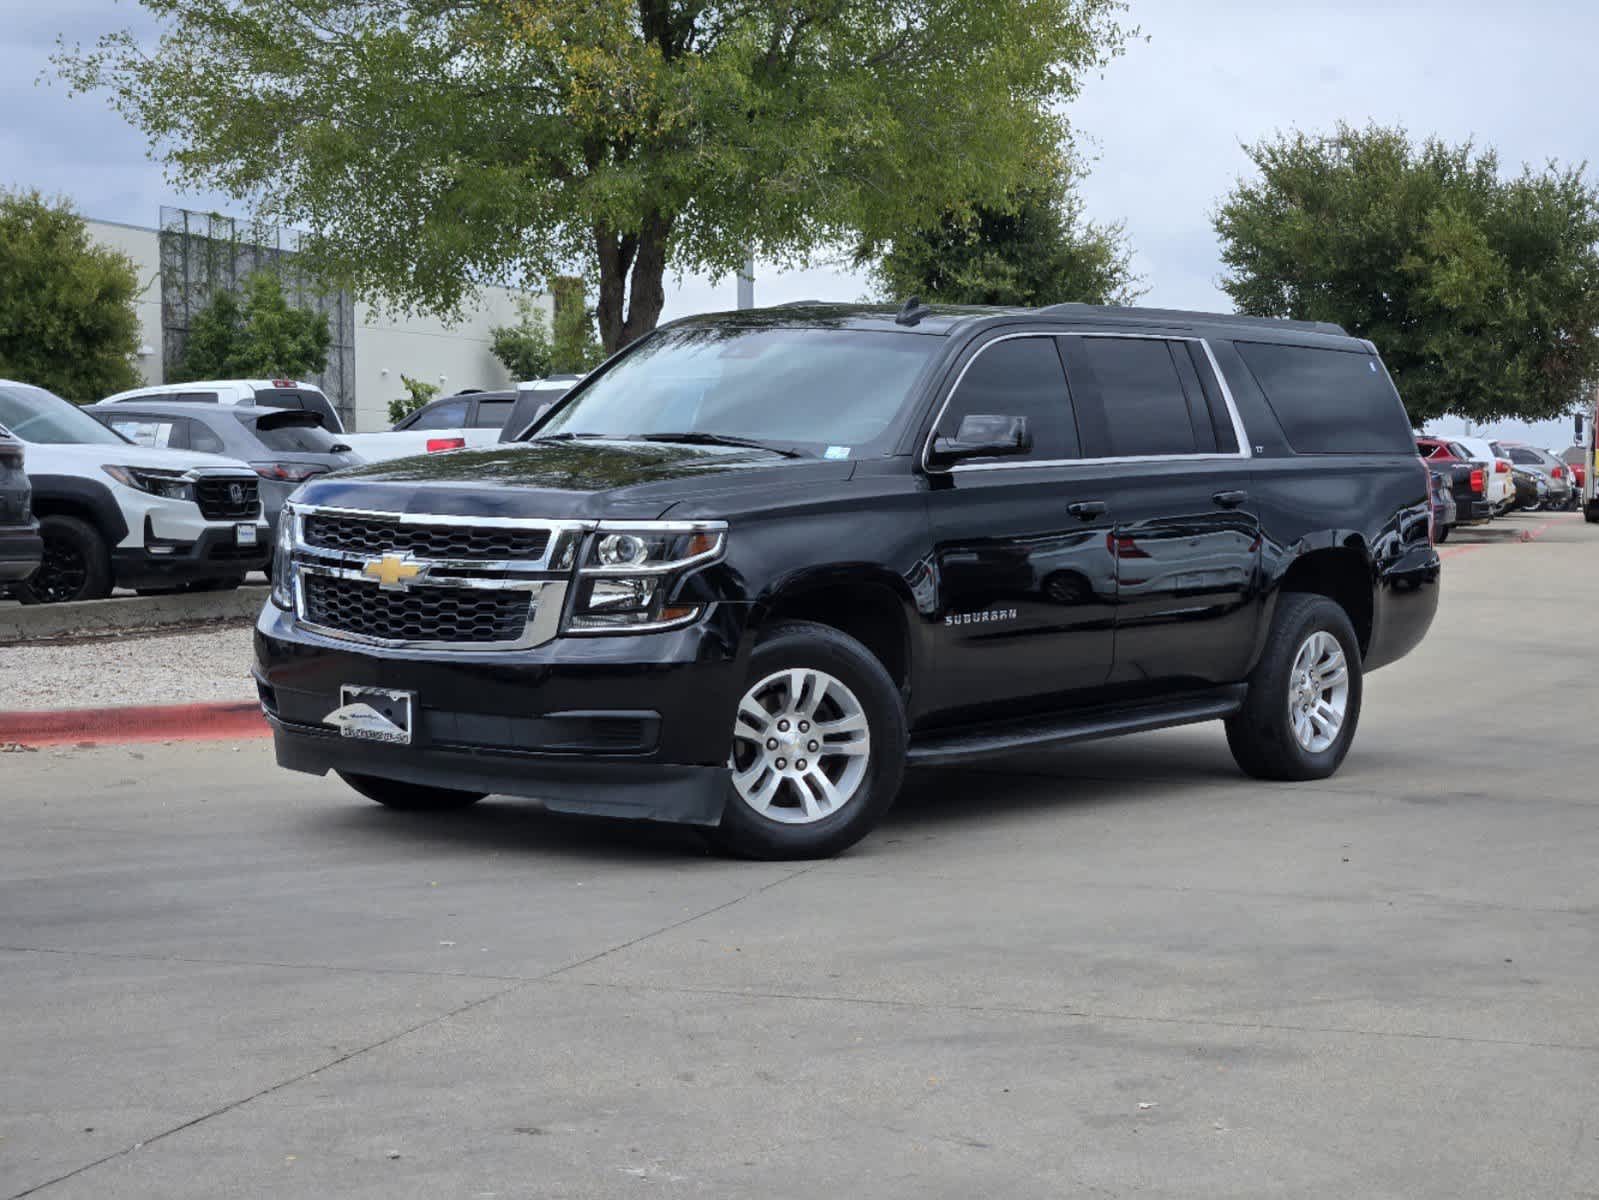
920,331,1253,474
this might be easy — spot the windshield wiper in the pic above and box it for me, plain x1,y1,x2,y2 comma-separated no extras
635,432,802,458
532,431,612,442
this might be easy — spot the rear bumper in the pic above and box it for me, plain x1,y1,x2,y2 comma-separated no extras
112,520,271,589
253,601,752,826
0,525,42,582
1366,546,1441,673
1457,499,1494,523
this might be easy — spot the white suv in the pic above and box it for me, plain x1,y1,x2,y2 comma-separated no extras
101,378,345,433
0,381,270,603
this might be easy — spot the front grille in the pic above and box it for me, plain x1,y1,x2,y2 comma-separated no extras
302,574,531,644
304,513,549,562
195,477,259,520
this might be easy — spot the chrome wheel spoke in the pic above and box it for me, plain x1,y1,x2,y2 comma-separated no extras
1287,629,1351,753
729,666,872,825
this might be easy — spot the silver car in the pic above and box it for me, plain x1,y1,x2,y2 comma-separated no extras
89,402,362,531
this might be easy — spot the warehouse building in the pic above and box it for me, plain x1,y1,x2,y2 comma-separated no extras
87,209,553,433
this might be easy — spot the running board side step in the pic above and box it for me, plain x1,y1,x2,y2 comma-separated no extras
906,686,1247,767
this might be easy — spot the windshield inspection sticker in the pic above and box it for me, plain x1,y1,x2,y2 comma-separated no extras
824,445,851,460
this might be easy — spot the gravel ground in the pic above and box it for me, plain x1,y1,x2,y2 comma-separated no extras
1,622,258,711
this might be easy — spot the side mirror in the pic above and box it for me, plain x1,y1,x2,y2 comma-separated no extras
929,414,1033,465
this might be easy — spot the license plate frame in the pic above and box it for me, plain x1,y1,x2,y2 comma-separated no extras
333,685,415,745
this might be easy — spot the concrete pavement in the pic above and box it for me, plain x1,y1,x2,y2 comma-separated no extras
3,513,1597,1198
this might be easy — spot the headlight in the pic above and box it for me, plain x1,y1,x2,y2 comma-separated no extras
565,522,725,633
102,465,195,501
270,506,297,610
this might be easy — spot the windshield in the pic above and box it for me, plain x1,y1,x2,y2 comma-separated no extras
0,383,131,446
533,326,938,455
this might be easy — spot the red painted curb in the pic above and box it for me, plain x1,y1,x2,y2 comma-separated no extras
0,701,270,748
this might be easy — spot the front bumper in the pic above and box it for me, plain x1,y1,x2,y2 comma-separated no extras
254,601,752,826
0,524,42,582
112,519,271,589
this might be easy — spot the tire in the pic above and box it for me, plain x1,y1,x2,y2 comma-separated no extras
1225,593,1363,782
336,771,487,811
1587,505,1599,525
709,621,907,860
14,514,112,604
1434,523,1450,543
189,576,246,592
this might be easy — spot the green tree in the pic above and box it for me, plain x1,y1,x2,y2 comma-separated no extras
866,173,1142,307
550,276,605,372
1214,123,1599,425
388,374,439,425
59,0,1130,354
490,302,556,383
0,189,142,402
174,271,331,381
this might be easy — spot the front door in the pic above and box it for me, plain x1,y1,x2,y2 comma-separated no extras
922,334,1116,720
1059,334,1263,689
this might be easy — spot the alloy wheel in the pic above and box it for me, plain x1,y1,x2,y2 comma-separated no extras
33,535,89,603
1287,630,1349,753
729,668,871,824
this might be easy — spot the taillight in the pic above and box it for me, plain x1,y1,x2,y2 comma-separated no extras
1469,468,1484,494
250,462,328,482
1552,466,1565,480
1495,459,1510,474
426,437,466,453
1106,532,1151,559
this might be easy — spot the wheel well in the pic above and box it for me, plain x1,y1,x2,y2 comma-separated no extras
31,497,103,531
763,583,911,693
1278,548,1373,654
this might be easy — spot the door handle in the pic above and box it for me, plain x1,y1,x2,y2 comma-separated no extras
1068,500,1108,519
1212,490,1248,509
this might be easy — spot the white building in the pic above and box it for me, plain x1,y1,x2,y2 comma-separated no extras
86,217,553,433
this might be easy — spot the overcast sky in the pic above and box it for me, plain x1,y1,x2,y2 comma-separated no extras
7,0,1597,444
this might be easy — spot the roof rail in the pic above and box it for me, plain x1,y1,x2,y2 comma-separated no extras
1036,302,1347,337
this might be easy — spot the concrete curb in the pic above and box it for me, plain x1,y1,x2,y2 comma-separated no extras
0,700,270,748
0,587,268,645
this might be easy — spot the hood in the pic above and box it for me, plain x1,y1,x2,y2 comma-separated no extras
292,439,857,520
19,441,257,476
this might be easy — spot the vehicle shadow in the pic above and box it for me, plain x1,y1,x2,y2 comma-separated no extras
299,732,1240,860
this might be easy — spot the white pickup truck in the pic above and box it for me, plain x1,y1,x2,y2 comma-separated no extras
342,379,582,462
1450,435,1516,514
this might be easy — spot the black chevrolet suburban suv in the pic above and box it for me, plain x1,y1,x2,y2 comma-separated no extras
256,302,1439,858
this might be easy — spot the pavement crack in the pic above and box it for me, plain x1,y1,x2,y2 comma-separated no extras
7,981,525,1200
538,860,824,981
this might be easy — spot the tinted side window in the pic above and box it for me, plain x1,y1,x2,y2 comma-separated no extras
1505,446,1543,466
406,399,470,431
472,399,514,429
174,391,220,404
185,419,225,454
938,337,1079,462
1064,337,1197,457
1234,341,1415,454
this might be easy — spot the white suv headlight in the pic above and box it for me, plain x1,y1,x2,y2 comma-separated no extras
565,522,725,633
102,465,195,501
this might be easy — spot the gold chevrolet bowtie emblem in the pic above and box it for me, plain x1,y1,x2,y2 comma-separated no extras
362,554,424,590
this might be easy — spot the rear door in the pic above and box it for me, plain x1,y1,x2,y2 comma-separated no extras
1060,334,1263,689
922,333,1116,718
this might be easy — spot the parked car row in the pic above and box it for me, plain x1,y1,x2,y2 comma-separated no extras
1416,432,1582,541
0,373,584,603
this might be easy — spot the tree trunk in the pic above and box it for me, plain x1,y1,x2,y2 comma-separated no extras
593,211,673,354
